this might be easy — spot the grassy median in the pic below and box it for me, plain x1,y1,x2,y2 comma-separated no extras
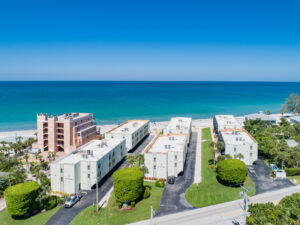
71,181,163,225
185,128,255,208
0,206,60,225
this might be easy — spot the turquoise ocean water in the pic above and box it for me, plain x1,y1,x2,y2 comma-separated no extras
0,81,299,131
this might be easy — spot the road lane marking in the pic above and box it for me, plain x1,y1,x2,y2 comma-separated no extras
220,209,243,217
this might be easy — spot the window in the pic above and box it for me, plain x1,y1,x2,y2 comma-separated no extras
75,122,77,126
98,163,101,169
175,155,177,160
154,157,156,162
250,152,253,157
88,165,90,170
61,168,63,173
109,155,111,160
97,171,101,177
88,118,90,121
61,177,63,182
88,174,90,178
234,147,237,152
154,165,156,170
175,163,177,167
250,146,253,150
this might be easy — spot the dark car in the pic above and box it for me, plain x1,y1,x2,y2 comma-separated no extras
168,176,175,184
76,192,83,200
64,195,79,208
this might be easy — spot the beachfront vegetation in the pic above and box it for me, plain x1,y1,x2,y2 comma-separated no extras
113,167,144,204
71,181,163,225
185,128,255,208
244,118,300,168
216,159,247,185
4,181,40,217
247,193,300,225
0,206,60,225
126,154,148,174
282,93,300,114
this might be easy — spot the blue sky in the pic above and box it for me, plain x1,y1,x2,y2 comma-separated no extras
0,0,300,81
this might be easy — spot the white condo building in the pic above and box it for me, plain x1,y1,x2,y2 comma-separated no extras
144,134,188,180
163,117,192,143
51,139,126,194
219,129,258,165
105,120,150,152
213,115,242,133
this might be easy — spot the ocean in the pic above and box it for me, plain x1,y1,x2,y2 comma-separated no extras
0,81,299,131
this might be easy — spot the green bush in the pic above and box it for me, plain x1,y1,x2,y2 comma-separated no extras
131,201,135,208
113,167,144,203
4,181,40,217
285,167,300,176
0,176,9,197
44,196,58,210
155,180,165,188
216,159,247,185
143,186,151,199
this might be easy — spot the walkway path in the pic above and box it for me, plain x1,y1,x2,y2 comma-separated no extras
193,128,202,184
0,198,6,211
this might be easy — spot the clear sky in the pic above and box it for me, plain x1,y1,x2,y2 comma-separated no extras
0,0,300,81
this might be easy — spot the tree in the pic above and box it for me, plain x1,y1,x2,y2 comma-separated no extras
24,153,29,171
135,154,145,167
282,93,300,114
217,159,247,185
24,137,35,148
7,168,27,186
234,153,244,160
126,155,136,167
266,110,271,115
280,109,285,116
216,142,224,152
224,154,232,159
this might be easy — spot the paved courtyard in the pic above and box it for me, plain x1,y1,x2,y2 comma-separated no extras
249,159,294,194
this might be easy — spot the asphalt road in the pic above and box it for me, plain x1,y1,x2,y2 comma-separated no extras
131,185,300,225
248,159,294,194
45,134,155,225
155,132,197,217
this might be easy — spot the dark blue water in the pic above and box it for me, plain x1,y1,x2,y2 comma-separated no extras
0,81,299,131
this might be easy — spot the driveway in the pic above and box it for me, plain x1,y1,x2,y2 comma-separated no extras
248,159,294,194
156,132,197,217
46,134,155,225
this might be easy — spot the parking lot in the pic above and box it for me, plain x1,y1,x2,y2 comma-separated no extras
248,159,294,194
155,132,197,217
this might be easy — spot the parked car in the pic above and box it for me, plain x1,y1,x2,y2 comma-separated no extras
168,176,175,184
64,195,79,208
28,148,41,154
76,192,83,200
248,167,255,174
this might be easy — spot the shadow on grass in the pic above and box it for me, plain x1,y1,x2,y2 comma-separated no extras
216,175,244,188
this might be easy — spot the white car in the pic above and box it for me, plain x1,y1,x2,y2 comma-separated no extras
28,148,41,154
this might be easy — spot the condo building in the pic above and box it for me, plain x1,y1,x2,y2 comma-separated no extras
33,113,97,153
163,117,192,143
51,139,126,194
105,120,150,151
213,115,242,133
219,129,258,165
144,133,188,180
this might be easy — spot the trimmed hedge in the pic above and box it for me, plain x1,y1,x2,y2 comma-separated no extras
4,181,40,217
113,167,144,203
217,159,247,185
143,186,151,199
155,180,165,188
286,167,300,176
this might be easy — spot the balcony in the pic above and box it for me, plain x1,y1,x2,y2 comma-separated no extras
57,135,64,140
43,123,48,128
57,129,64,134
43,134,48,139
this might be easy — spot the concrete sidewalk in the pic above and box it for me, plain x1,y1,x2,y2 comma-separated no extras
193,127,202,184
0,198,6,211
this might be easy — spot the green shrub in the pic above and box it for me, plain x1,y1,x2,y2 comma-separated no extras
44,196,57,210
286,167,300,176
4,181,40,217
155,180,165,188
131,201,135,208
0,176,9,197
117,202,122,209
143,186,151,199
113,167,144,203
216,159,247,185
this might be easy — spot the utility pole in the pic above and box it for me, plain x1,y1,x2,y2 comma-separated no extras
96,178,99,212
150,204,156,225
240,186,249,225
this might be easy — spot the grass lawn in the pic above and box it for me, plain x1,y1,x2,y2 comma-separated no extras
185,128,255,208
71,181,163,225
287,176,300,185
0,206,60,225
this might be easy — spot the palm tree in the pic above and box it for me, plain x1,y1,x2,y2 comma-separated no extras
216,142,224,152
234,153,244,160
266,110,271,115
224,154,232,159
24,153,29,171
280,109,285,117
51,152,57,161
47,152,52,162
282,93,300,114
135,154,145,167
126,155,136,167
